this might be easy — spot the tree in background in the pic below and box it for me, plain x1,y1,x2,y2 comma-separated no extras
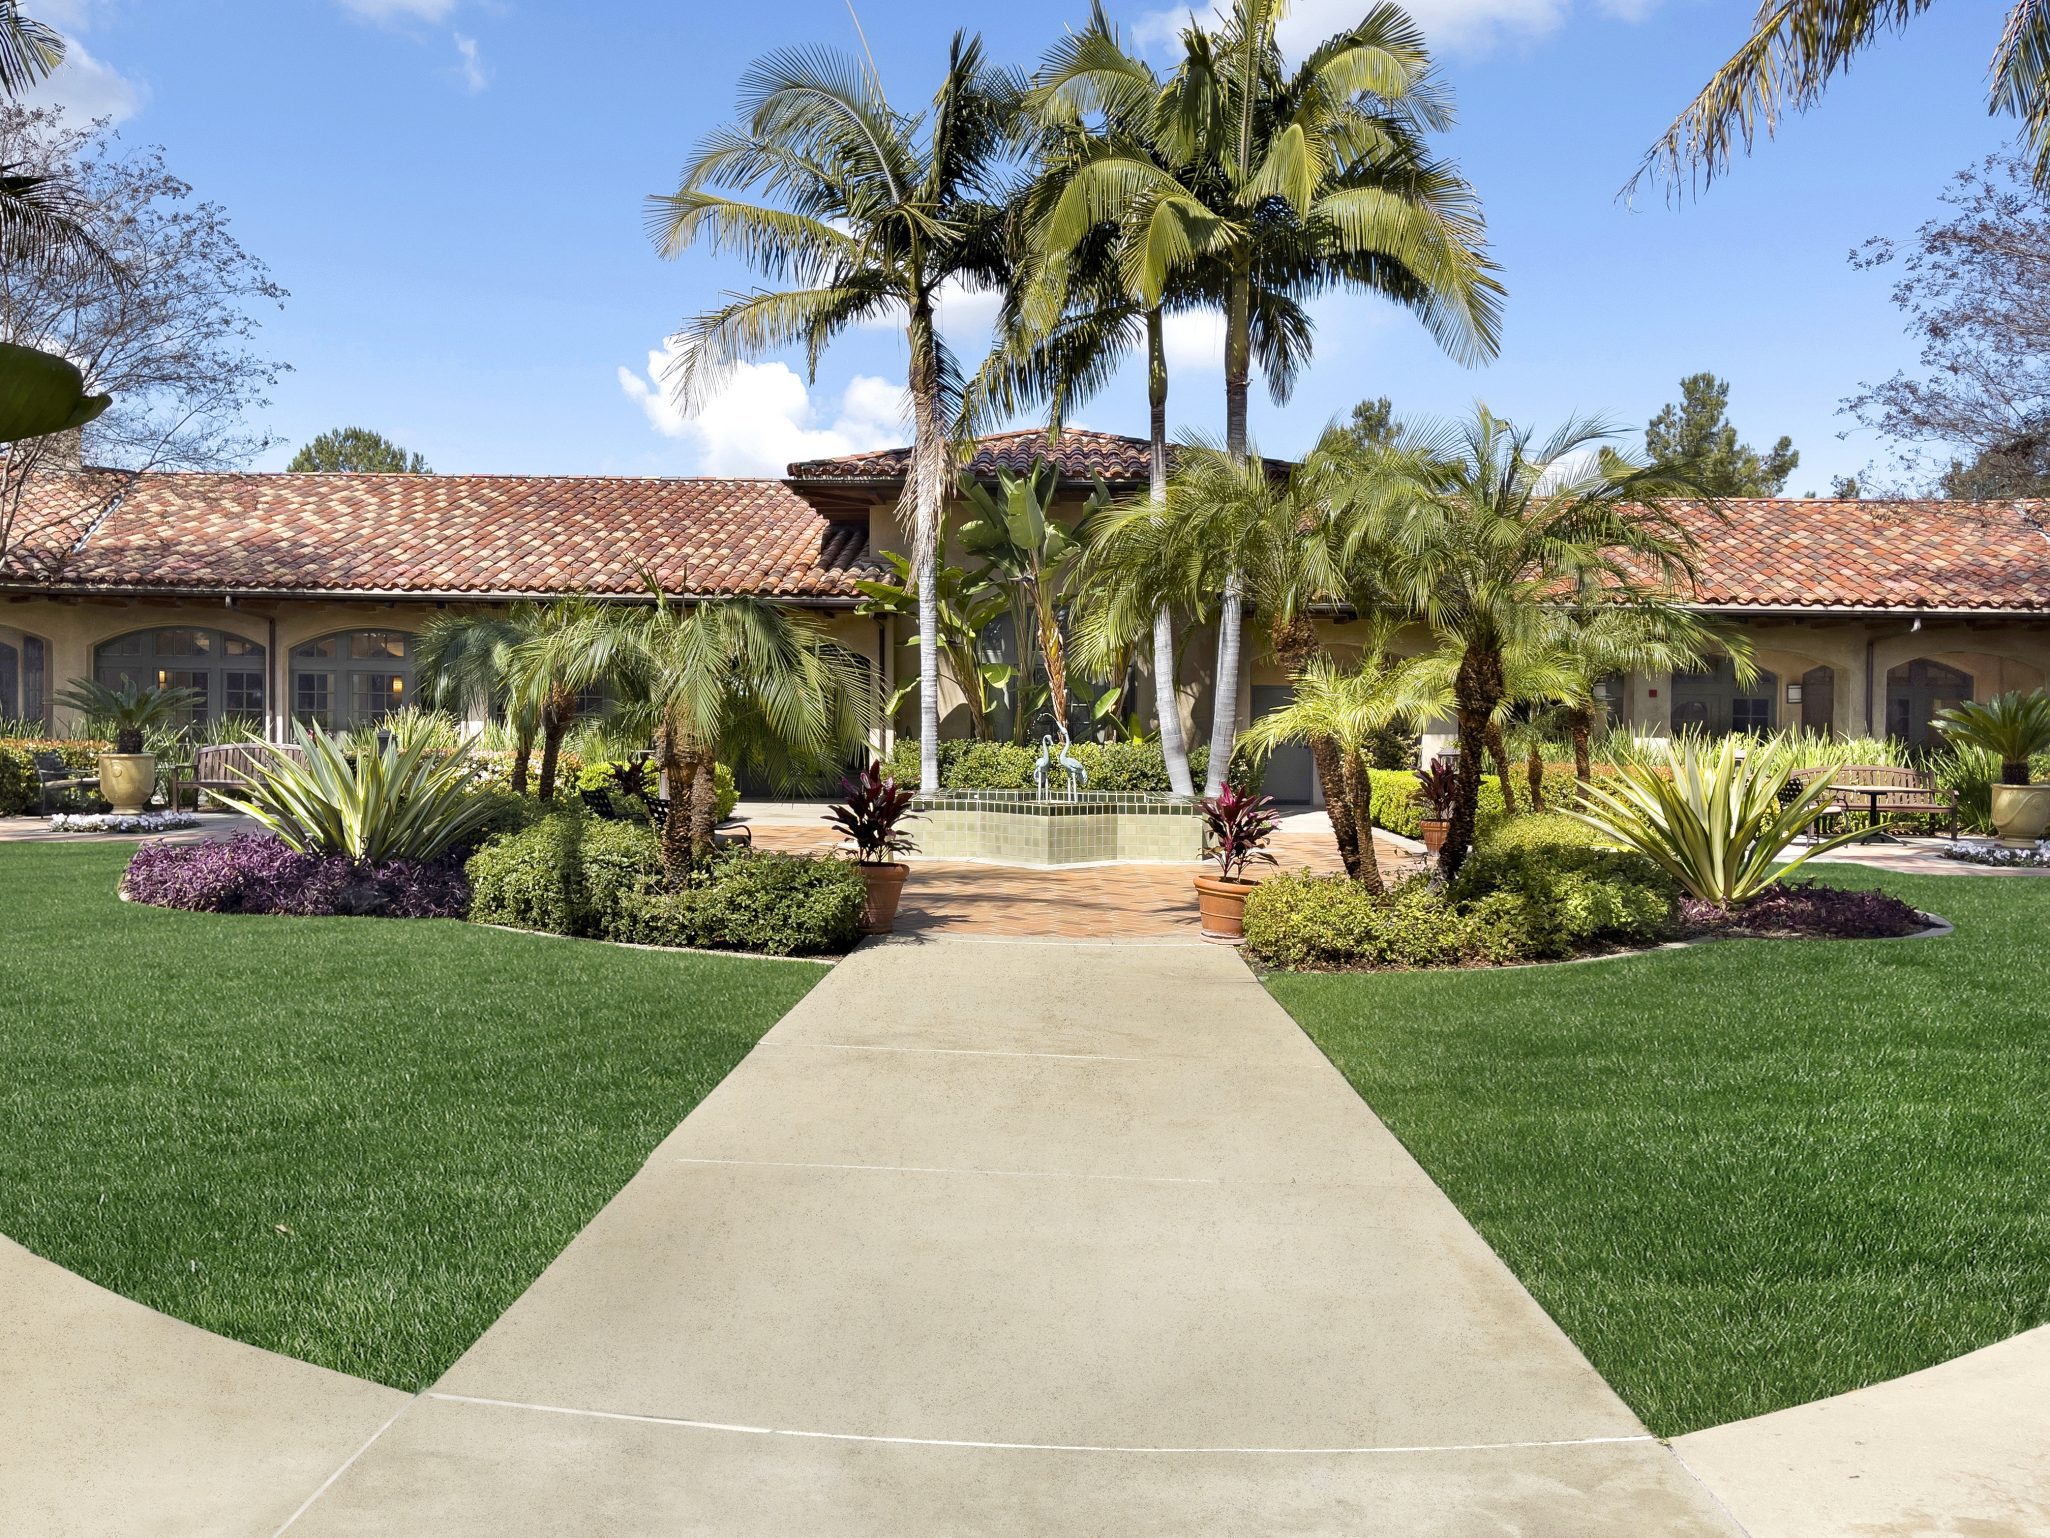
1339,395,1403,454
1645,372,1797,495
1846,157,2050,498
0,105,285,569
288,427,431,474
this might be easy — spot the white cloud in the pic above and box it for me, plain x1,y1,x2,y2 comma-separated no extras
855,276,1005,349
618,346,908,476
1133,0,1655,58
452,33,487,91
1160,309,1225,373
24,34,140,121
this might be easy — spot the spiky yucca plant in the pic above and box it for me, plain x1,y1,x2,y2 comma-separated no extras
211,723,497,864
1564,736,1864,907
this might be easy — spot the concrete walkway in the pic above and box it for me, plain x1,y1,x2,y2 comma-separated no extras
0,1237,407,1538
275,938,1739,1536
1676,1324,2050,1538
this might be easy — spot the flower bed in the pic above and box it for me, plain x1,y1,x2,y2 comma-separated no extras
1679,881,1933,939
49,811,197,834
124,833,470,918
1941,839,2050,868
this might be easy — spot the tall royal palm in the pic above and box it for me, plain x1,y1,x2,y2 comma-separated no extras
975,3,1313,795
648,36,1017,792
1353,409,1707,876
1040,0,1502,791
1636,2,2050,194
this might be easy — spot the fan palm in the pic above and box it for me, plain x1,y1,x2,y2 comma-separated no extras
1634,2,2050,195
540,594,872,876
1347,408,1710,876
647,35,1018,793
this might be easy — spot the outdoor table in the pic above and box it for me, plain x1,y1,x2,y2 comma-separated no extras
1830,783,1906,844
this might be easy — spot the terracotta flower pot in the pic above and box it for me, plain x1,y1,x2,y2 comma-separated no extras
98,752,156,815
858,861,910,935
1419,817,1450,855
1193,871,1259,943
1991,782,2050,844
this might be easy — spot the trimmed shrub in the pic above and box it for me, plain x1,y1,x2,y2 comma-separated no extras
0,738,106,816
1366,766,1587,839
884,736,1222,794
613,849,865,956
1451,813,1677,957
465,812,664,937
124,834,469,918
1243,873,1527,971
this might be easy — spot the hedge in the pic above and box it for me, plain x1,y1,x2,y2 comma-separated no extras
879,737,1260,794
465,810,862,955
1448,813,1676,958
1365,765,1593,839
0,738,107,816
1243,875,1527,971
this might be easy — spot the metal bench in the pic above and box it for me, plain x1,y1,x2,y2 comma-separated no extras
647,796,752,847
33,750,97,813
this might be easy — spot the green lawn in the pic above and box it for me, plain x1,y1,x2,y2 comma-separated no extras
1268,868,2050,1438
0,841,821,1390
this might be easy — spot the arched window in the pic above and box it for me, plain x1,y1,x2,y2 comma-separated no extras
94,627,266,728
1669,658,1778,737
1886,659,1972,747
0,625,49,728
290,629,416,731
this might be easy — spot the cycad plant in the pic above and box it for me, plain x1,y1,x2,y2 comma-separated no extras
55,677,203,753
1565,736,1864,907
1933,691,2050,783
212,723,499,864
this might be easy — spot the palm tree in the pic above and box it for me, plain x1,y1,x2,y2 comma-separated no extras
543,595,871,875
852,549,1009,741
1350,408,1709,876
416,601,603,801
647,36,1017,793
1635,3,2050,195
1038,0,1503,784
1238,649,1420,889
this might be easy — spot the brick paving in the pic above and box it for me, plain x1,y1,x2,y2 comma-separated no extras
749,820,1422,940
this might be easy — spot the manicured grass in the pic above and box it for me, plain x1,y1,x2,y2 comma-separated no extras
1267,868,2050,1437
0,841,822,1390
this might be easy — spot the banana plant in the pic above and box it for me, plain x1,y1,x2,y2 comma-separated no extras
853,550,1010,739
956,460,1107,744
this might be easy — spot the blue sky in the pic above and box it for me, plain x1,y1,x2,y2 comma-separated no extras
24,0,2022,492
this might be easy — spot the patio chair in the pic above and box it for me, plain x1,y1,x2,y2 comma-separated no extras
33,751,98,814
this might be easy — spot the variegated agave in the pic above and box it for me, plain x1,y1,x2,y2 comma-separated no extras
211,724,498,864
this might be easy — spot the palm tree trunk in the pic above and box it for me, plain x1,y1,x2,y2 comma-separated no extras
1272,615,1359,877
1147,308,1194,799
536,689,577,802
1569,705,1594,784
1487,718,1516,815
908,302,947,792
656,726,698,880
509,716,535,797
689,756,720,860
1442,647,1503,878
1203,267,1253,799
1340,749,1383,895
1526,739,1543,814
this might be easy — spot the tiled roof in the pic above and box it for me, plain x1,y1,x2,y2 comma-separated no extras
789,427,1158,484
0,471,879,600
1667,498,2050,611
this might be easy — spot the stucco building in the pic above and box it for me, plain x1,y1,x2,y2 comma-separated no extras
5,429,2049,795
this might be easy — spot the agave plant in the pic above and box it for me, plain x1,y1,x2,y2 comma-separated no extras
54,678,204,753
211,723,498,864
1934,692,2050,785
1564,736,1864,907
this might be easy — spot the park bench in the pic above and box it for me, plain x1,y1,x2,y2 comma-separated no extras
1791,763,1958,839
192,741,308,803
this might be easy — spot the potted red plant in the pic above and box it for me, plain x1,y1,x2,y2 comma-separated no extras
1193,785,1281,942
1415,760,1457,854
826,761,920,935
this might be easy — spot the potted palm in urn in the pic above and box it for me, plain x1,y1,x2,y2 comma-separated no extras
1193,785,1281,942
1935,691,2050,843
1414,760,1457,855
55,678,201,815
827,760,920,935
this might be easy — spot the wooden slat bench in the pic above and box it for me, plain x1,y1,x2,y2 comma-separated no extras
192,741,308,802
1793,763,1959,839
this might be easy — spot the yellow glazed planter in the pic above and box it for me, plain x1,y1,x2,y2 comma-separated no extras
97,753,155,815
1991,782,2050,844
